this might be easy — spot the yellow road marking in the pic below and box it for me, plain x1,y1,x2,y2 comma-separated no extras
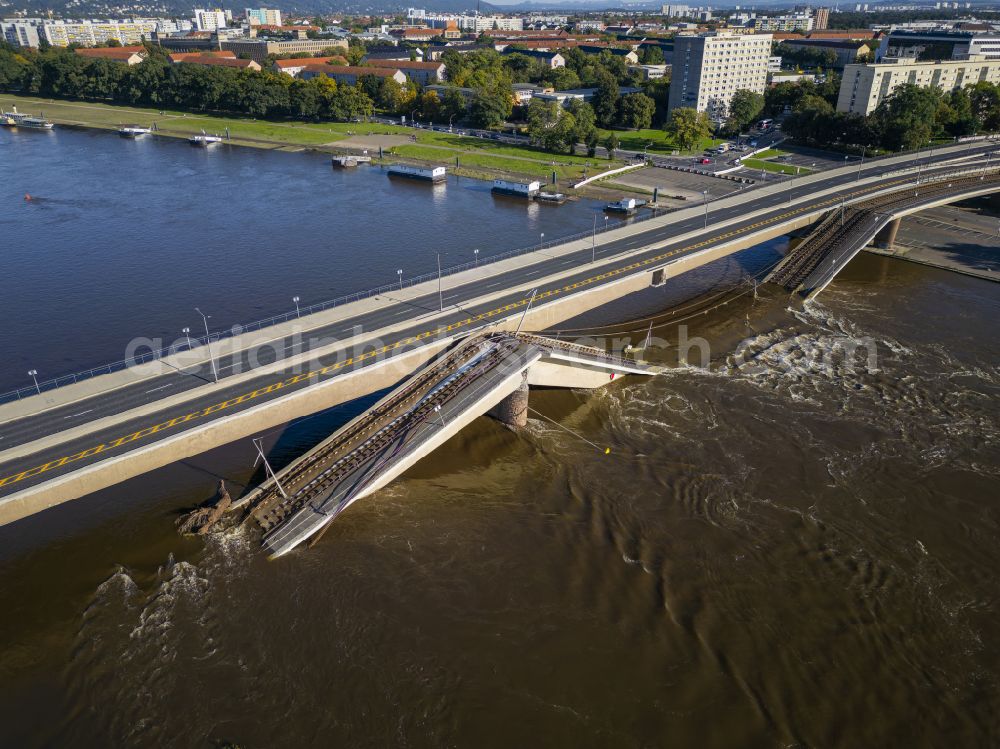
0,173,966,491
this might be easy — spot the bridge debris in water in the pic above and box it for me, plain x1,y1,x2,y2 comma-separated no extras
235,332,658,558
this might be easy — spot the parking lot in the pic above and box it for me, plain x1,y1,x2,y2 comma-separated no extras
610,165,747,203
777,144,854,171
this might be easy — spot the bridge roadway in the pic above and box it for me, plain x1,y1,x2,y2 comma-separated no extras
0,142,997,521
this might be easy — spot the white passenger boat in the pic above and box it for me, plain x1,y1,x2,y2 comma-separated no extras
1,107,54,129
118,125,151,138
189,130,223,146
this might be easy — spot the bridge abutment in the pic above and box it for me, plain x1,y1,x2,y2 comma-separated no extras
491,371,529,430
874,217,902,249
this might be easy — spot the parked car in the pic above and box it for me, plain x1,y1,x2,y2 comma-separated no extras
697,157,712,164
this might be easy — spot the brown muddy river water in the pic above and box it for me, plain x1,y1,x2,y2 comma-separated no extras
1,127,998,748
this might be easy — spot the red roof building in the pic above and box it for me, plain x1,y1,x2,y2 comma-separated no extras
173,54,262,70
273,55,348,75
299,65,407,85
74,46,148,65
366,58,446,83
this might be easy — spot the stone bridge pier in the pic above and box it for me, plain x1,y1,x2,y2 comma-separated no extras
491,371,529,429
874,217,902,249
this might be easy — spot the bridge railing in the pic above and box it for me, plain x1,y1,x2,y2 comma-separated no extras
3,139,998,405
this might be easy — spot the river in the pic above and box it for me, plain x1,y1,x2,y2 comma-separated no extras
1,125,998,748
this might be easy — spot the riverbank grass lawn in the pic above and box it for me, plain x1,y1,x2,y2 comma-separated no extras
597,127,724,155
0,94,626,180
739,158,812,175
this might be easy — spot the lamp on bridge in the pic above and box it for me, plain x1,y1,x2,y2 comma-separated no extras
195,308,220,384
292,296,301,318
182,327,192,349
28,369,40,395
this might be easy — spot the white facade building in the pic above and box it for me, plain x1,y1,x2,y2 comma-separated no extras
837,55,1000,114
668,32,773,121
405,9,522,32
193,9,229,31
1,20,43,47
662,5,693,18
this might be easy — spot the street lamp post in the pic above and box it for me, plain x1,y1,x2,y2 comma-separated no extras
182,327,193,349
195,307,219,384
397,268,403,290
703,189,710,228
540,232,545,246
592,213,597,263
28,369,40,394
436,252,443,312
292,296,300,318
474,248,480,266
449,113,456,132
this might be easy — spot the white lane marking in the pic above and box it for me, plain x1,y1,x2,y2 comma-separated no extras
145,383,173,393
64,409,94,419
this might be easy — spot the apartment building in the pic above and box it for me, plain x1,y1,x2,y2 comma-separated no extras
405,9,523,32
193,9,229,32
246,8,282,26
40,19,158,46
754,14,814,33
1,20,43,47
837,55,1000,114
668,32,773,120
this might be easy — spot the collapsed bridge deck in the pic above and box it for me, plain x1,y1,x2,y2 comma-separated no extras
237,332,658,558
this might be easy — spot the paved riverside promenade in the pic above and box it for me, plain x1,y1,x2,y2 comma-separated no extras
864,204,1000,282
